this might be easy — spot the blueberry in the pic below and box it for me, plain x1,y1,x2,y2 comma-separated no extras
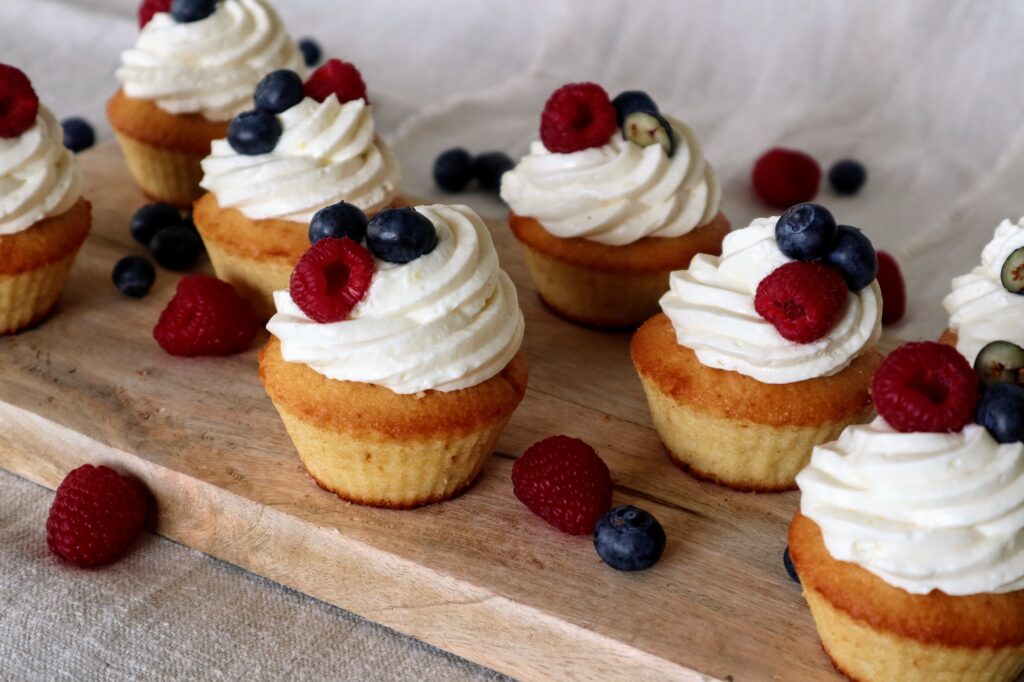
308,202,368,245
775,203,837,261
592,505,666,571
433,148,474,193
783,546,800,584
60,117,95,153
1000,246,1024,295
298,38,322,67
825,225,878,291
130,203,182,245
622,110,676,157
975,340,1024,388
611,90,658,128
253,70,304,115
170,0,217,23
112,256,156,298
365,207,437,264
227,109,281,156
975,383,1024,443
149,225,203,271
472,151,514,191
829,159,867,196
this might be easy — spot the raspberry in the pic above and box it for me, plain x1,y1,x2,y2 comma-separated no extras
0,65,40,139
752,148,821,208
138,0,171,28
876,251,906,325
873,342,978,433
511,436,613,535
290,238,375,323
303,59,368,105
754,262,847,343
153,275,260,356
46,465,147,568
540,83,617,154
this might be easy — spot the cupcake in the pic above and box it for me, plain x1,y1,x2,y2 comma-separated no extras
0,65,91,334
109,0,302,206
632,204,883,491
261,203,526,508
791,342,1024,682
195,60,402,318
500,84,729,328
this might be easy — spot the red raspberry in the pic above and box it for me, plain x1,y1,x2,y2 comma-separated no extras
511,436,613,535
290,237,375,323
153,275,260,356
873,342,978,433
303,59,368,105
754,261,848,343
540,83,617,154
46,465,147,568
138,0,171,28
0,65,40,139
876,251,906,325
752,148,821,208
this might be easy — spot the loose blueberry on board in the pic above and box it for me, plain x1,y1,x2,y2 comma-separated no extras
825,225,878,291
227,109,282,156
622,110,676,157
752,148,821,208
829,159,867,195
611,90,658,128
473,151,514,191
170,0,217,23
253,70,304,115
149,224,203,271
783,547,800,584
433,148,474,193
975,383,1024,443
365,208,438,264
61,117,95,153
1000,246,1024,294
112,256,157,298
775,203,837,261
130,203,182,245
975,341,1024,389
593,505,666,571
308,202,368,245
297,37,322,67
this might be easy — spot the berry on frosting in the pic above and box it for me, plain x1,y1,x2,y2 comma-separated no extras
254,70,305,115
775,203,837,261
473,151,514,191
754,261,847,344
308,201,368,245
290,238,375,323
366,208,438,264
539,82,617,154
825,225,878,292
1000,246,1024,294
227,109,282,156
303,59,368,105
872,342,978,433
138,0,171,28
171,0,217,23
611,90,658,128
876,250,906,325
593,505,666,572
511,435,613,536
0,64,39,139
154,275,260,356
622,110,676,157
752,148,821,208
974,340,1024,389
828,159,867,196
975,383,1024,444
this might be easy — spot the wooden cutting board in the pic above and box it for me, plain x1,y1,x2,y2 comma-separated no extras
0,141,885,681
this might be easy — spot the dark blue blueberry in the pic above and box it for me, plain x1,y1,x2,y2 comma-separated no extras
298,38,322,67
308,202,368,245
112,256,156,298
130,203,182,245
825,224,878,291
473,151,514,192
592,505,666,572
365,207,437,264
622,110,675,156
61,117,95,153
783,546,800,584
975,383,1024,443
1000,246,1024,294
171,0,217,23
974,340,1024,388
775,203,837,261
611,90,658,128
828,159,867,196
227,109,281,156
253,70,304,115
433,148,474,193
149,225,203,271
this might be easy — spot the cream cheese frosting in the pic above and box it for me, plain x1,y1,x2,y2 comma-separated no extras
200,96,401,222
942,217,1024,365
266,204,524,394
499,117,720,246
659,217,882,384
0,106,82,236
116,0,303,121
797,416,1024,596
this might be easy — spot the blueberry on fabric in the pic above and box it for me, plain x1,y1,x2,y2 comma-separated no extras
473,151,514,192
828,159,867,195
61,117,95,153
433,148,474,193
298,38,322,67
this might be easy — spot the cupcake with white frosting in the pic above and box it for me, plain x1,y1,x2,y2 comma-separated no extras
0,64,91,334
500,83,729,328
108,0,302,205
260,202,526,508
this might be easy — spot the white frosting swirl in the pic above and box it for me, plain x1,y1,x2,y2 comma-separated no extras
942,218,1024,365
659,217,882,384
0,106,82,236
200,96,400,221
116,0,303,121
267,204,524,394
797,417,1024,596
499,118,720,246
